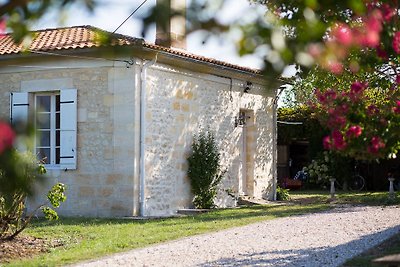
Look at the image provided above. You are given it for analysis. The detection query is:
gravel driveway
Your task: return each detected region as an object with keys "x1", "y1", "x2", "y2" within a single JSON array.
[{"x1": 72, "y1": 205, "x2": 400, "y2": 267}]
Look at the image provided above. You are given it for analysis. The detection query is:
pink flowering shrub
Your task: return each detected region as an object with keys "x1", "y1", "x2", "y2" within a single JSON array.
[
  {"x1": 0, "y1": 18, "x2": 6, "y2": 37},
  {"x1": 0, "y1": 121, "x2": 15, "y2": 155},
  {"x1": 320, "y1": 1, "x2": 398, "y2": 69},
  {"x1": 311, "y1": 78, "x2": 400, "y2": 159},
  {"x1": 346, "y1": 126, "x2": 363, "y2": 139},
  {"x1": 303, "y1": 1, "x2": 400, "y2": 160},
  {"x1": 393, "y1": 32, "x2": 400, "y2": 54},
  {"x1": 0, "y1": 120, "x2": 66, "y2": 240}
]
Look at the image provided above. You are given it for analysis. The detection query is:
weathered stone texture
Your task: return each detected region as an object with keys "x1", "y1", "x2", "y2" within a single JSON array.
[
  {"x1": 0, "y1": 58, "x2": 274, "y2": 218},
  {"x1": 0, "y1": 64, "x2": 136, "y2": 217},
  {"x1": 144, "y1": 66, "x2": 274, "y2": 216}
]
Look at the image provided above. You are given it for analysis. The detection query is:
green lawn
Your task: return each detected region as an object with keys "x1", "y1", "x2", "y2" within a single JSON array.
[
  {"x1": 290, "y1": 190, "x2": 400, "y2": 205},
  {"x1": 6, "y1": 203, "x2": 329, "y2": 266},
  {"x1": 4, "y1": 190, "x2": 399, "y2": 267},
  {"x1": 342, "y1": 233, "x2": 400, "y2": 267}
]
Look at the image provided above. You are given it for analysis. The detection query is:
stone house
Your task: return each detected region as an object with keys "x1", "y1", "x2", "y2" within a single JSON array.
[{"x1": 0, "y1": 24, "x2": 279, "y2": 217}]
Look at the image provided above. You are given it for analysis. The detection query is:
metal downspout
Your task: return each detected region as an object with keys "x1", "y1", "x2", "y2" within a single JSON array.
[
  {"x1": 139, "y1": 55, "x2": 158, "y2": 217},
  {"x1": 272, "y1": 86, "x2": 285, "y2": 201}
]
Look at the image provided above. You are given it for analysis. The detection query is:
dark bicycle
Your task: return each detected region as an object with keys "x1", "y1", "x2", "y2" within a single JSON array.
[
  {"x1": 331, "y1": 162, "x2": 365, "y2": 191},
  {"x1": 346, "y1": 162, "x2": 365, "y2": 191},
  {"x1": 388, "y1": 166, "x2": 400, "y2": 191}
]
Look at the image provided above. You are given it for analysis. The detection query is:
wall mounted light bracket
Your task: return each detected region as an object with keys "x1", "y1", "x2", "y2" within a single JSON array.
[{"x1": 243, "y1": 81, "x2": 252, "y2": 93}]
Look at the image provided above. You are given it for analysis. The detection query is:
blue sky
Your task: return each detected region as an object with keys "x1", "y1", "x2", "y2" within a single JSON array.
[{"x1": 31, "y1": 0, "x2": 266, "y2": 69}]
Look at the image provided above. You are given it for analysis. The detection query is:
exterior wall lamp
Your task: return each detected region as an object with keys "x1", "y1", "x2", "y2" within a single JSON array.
[
  {"x1": 235, "y1": 111, "x2": 251, "y2": 127},
  {"x1": 244, "y1": 81, "x2": 252, "y2": 93}
]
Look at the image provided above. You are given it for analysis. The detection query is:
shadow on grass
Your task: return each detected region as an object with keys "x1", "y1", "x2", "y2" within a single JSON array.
[
  {"x1": 28, "y1": 204, "x2": 329, "y2": 229},
  {"x1": 28, "y1": 191, "x2": 399, "y2": 229}
]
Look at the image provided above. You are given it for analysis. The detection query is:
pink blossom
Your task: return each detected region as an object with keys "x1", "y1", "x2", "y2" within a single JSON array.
[
  {"x1": 362, "y1": 31, "x2": 380, "y2": 48},
  {"x1": 393, "y1": 31, "x2": 400, "y2": 54},
  {"x1": 366, "y1": 1, "x2": 377, "y2": 12},
  {"x1": 346, "y1": 125, "x2": 362, "y2": 138},
  {"x1": 351, "y1": 81, "x2": 367, "y2": 94},
  {"x1": 347, "y1": 92, "x2": 360, "y2": 102},
  {"x1": 332, "y1": 130, "x2": 346, "y2": 150},
  {"x1": 368, "y1": 136, "x2": 385, "y2": 154},
  {"x1": 316, "y1": 89, "x2": 339, "y2": 105},
  {"x1": 394, "y1": 100, "x2": 400, "y2": 114},
  {"x1": 0, "y1": 121, "x2": 15, "y2": 154},
  {"x1": 365, "y1": 11, "x2": 382, "y2": 33},
  {"x1": 323, "y1": 136, "x2": 332, "y2": 150},
  {"x1": 396, "y1": 75, "x2": 400, "y2": 85},
  {"x1": 332, "y1": 23, "x2": 353, "y2": 45},
  {"x1": 324, "y1": 89, "x2": 337, "y2": 101},
  {"x1": 381, "y1": 4, "x2": 396, "y2": 22},
  {"x1": 339, "y1": 104, "x2": 349, "y2": 114},
  {"x1": 376, "y1": 46, "x2": 388, "y2": 60},
  {"x1": 315, "y1": 89, "x2": 326, "y2": 104},
  {"x1": 333, "y1": 116, "x2": 346, "y2": 128},
  {"x1": 0, "y1": 17, "x2": 6, "y2": 37},
  {"x1": 327, "y1": 113, "x2": 346, "y2": 129},
  {"x1": 357, "y1": 11, "x2": 382, "y2": 48},
  {"x1": 308, "y1": 43, "x2": 323, "y2": 58},
  {"x1": 327, "y1": 61, "x2": 343, "y2": 74}
]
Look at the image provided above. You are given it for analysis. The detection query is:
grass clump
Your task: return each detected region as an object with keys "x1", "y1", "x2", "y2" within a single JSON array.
[{"x1": 276, "y1": 186, "x2": 290, "y2": 201}]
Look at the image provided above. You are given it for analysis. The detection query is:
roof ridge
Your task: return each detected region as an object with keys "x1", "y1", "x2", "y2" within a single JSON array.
[
  {"x1": 0, "y1": 25, "x2": 261, "y2": 75},
  {"x1": 14, "y1": 25, "x2": 94, "y2": 34}
]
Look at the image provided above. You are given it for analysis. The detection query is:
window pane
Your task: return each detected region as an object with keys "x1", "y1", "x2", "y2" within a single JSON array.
[
  {"x1": 56, "y1": 130, "x2": 60, "y2": 146},
  {"x1": 56, "y1": 148, "x2": 60, "y2": 164},
  {"x1": 37, "y1": 96, "x2": 51, "y2": 112},
  {"x1": 37, "y1": 131, "x2": 50, "y2": 147},
  {"x1": 37, "y1": 113, "x2": 51, "y2": 129},
  {"x1": 56, "y1": 95, "x2": 60, "y2": 112},
  {"x1": 37, "y1": 148, "x2": 50, "y2": 164},
  {"x1": 56, "y1": 112, "x2": 60, "y2": 129}
]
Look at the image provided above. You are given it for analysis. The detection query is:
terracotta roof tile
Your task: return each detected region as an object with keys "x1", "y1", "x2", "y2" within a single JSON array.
[{"x1": 0, "y1": 25, "x2": 261, "y2": 74}]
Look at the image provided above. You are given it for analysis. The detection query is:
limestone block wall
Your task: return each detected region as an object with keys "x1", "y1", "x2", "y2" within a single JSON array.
[
  {"x1": 0, "y1": 59, "x2": 137, "y2": 217},
  {"x1": 143, "y1": 64, "x2": 275, "y2": 216}
]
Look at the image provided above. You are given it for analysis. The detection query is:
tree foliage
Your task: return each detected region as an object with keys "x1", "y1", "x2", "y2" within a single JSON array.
[
  {"x1": 0, "y1": 0, "x2": 95, "y2": 42},
  {"x1": 187, "y1": 131, "x2": 224, "y2": 209},
  {"x1": 0, "y1": 121, "x2": 66, "y2": 240},
  {"x1": 253, "y1": 1, "x2": 400, "y2": 160}
]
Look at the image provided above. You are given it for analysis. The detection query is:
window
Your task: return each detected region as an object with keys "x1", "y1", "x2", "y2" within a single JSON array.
[
  {"x1": 10, "y1": 89, "x2": 77, "y2": 170},
  {"x1": 35, "y1": 94, "x2": 61, "y2": 165}
]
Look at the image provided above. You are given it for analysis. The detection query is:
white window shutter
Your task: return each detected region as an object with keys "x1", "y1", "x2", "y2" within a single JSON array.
[
  {"x1": 10, "y1": 92, "x2": 29, "y2": 125},
  {"x1": 60, "y1": 89, "x2": 77, "y2": 170}
]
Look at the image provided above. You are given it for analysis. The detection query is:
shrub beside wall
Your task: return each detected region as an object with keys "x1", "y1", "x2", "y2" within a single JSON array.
[{"x1": 187, "y1": 131, "x2": 224, "y2": 209}]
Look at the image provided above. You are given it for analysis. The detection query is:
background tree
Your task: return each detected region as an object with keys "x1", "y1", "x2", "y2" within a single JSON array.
[
  {"x1": 237, "y1": 0, "x2": 400, "y2": 160},
  {"x1": 179, "y1": 1, "x2": 399, "y2": 161},
  {"x1": 0, "y1": 0, "x2": 95, "y2": 42}
]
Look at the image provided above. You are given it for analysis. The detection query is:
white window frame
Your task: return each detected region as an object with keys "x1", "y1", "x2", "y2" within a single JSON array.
[
  {"x1": 34, "y1": 92, "x2": 60, "y2": 167},
  {"x1": 10, "y1": 89, "x2": 77, "y2": 170}
]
